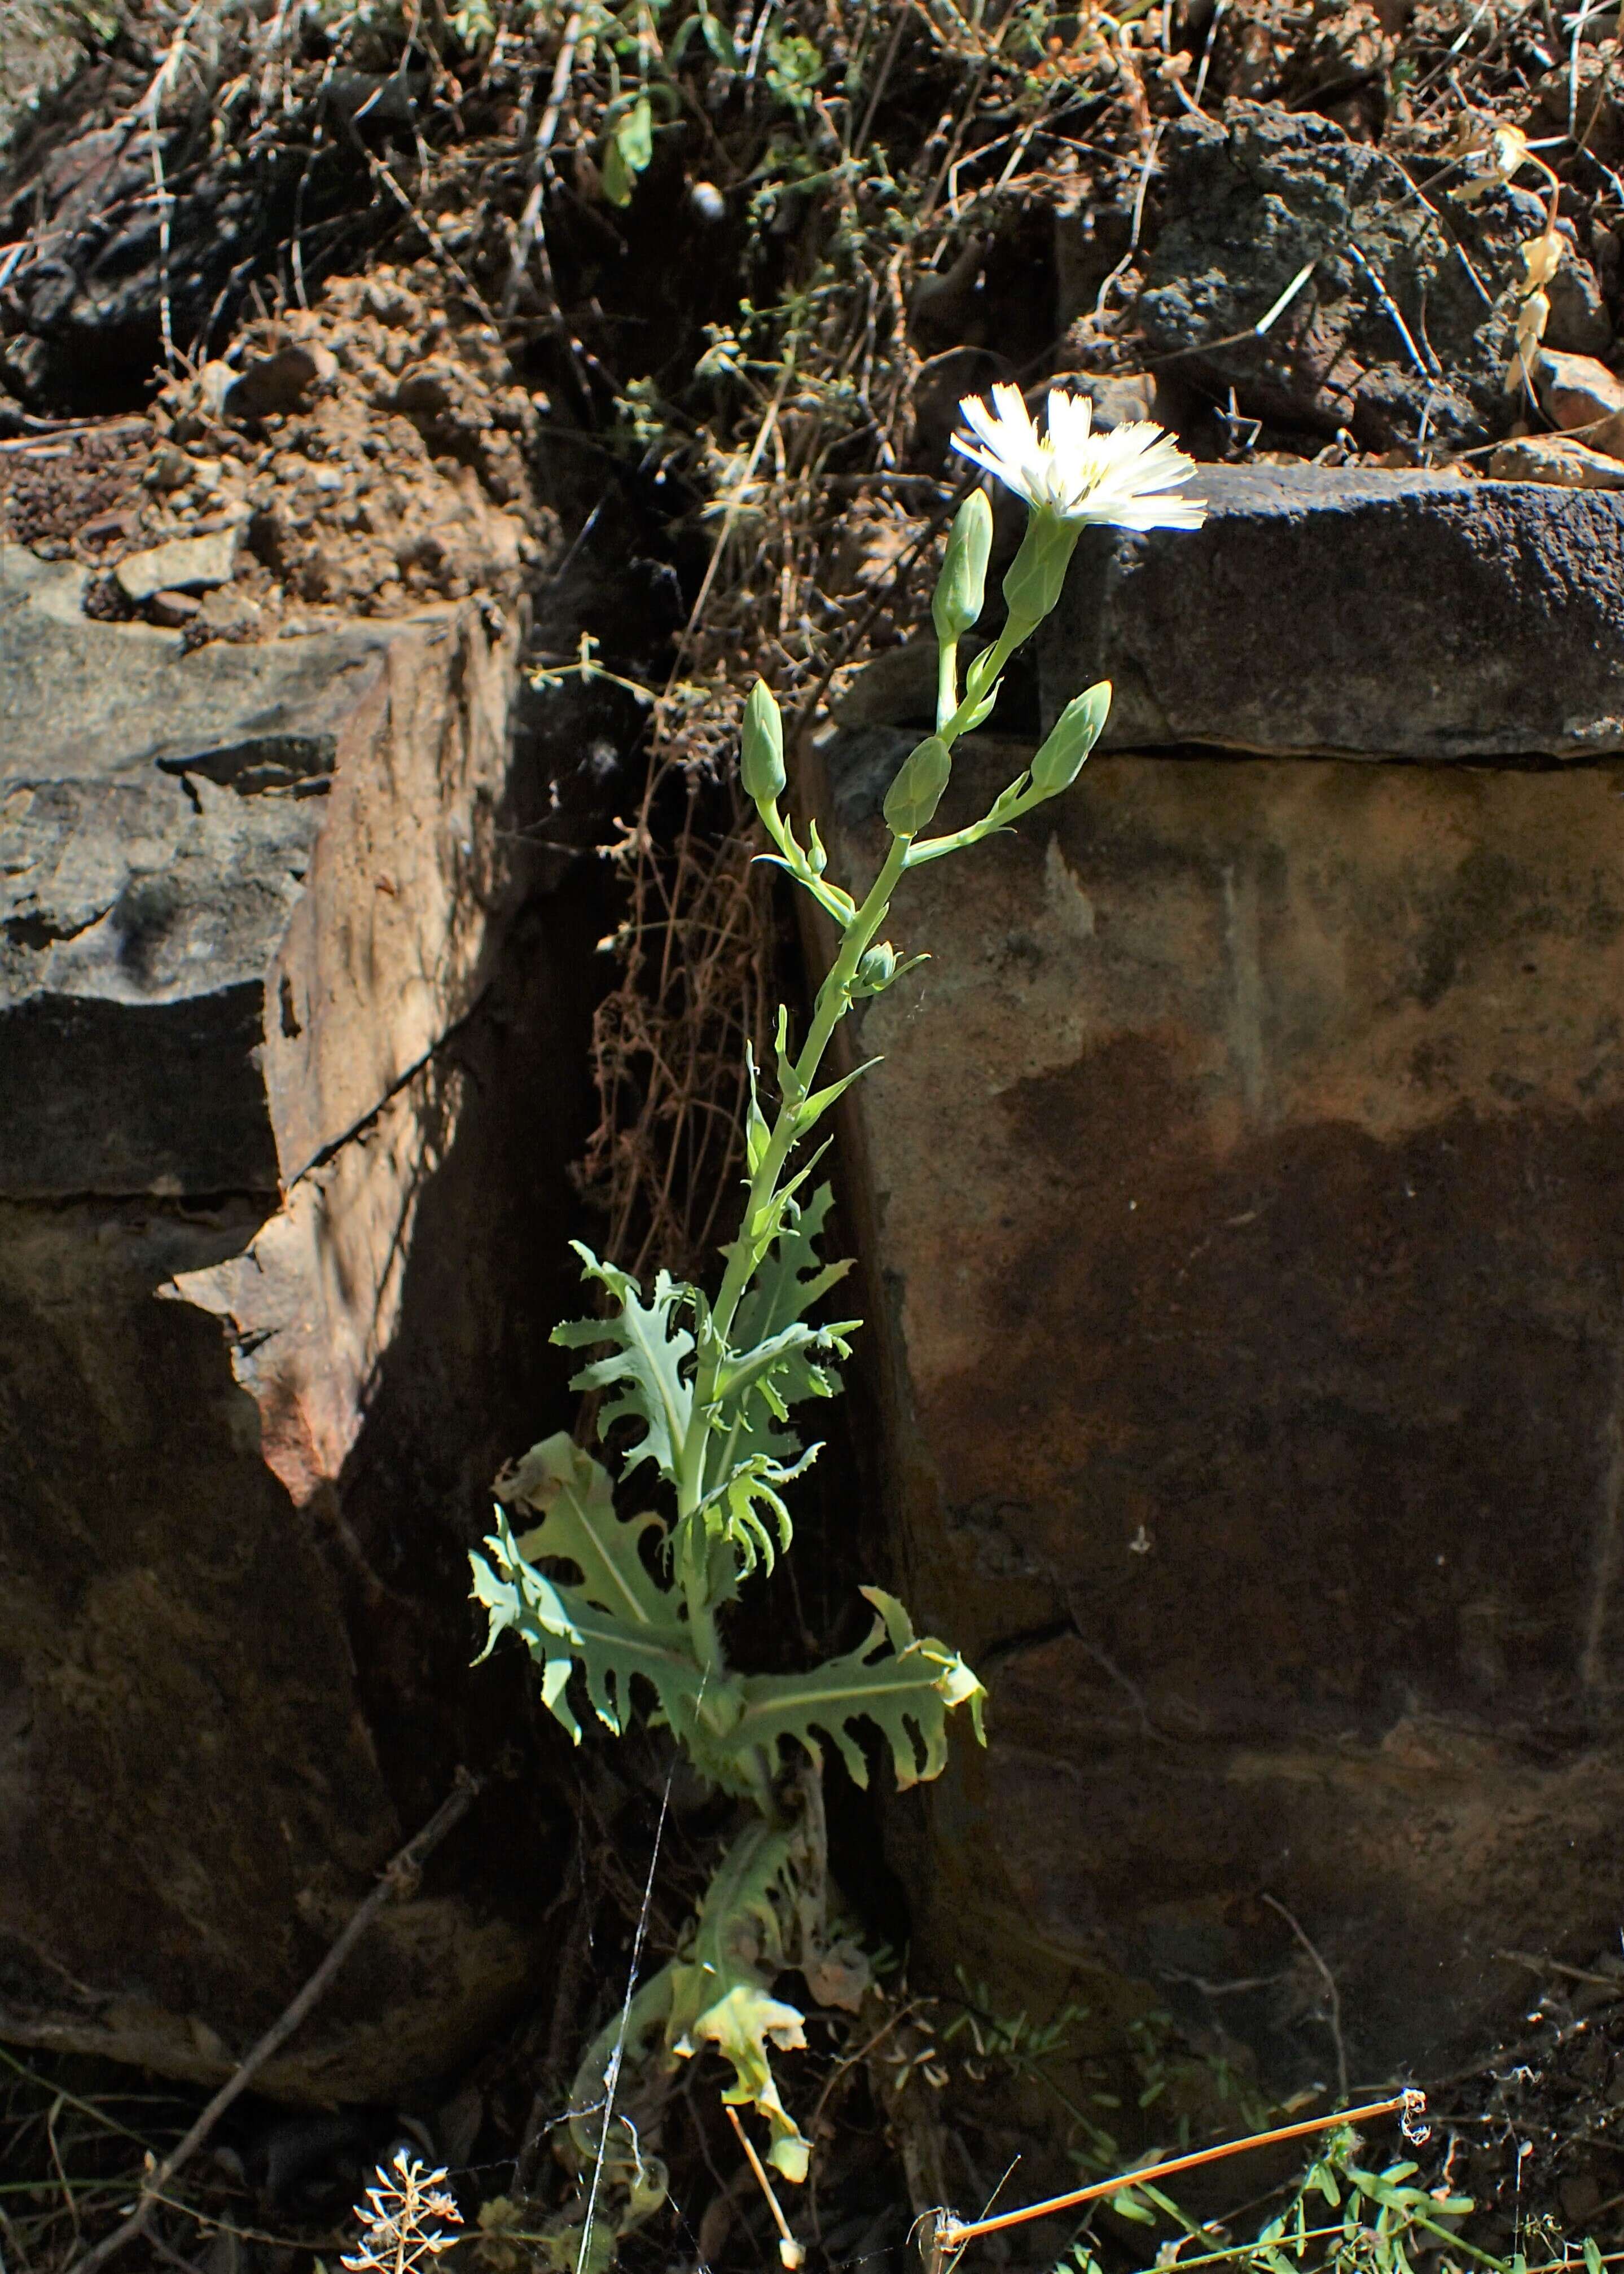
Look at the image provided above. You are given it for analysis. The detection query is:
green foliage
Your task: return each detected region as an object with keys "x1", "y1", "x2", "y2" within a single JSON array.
[
  {"x1": 472, "y1": 1435, "x2": 699, "y2": 1748},
  {"x1": 666, "y1": 1820, "x2": 818, "y2": 2180},
  {"x1": 469, "y1": 1425, "x2": 984, "y2": 1799},
  {"x1": 764, "y1": 30, "x2": 823, "y2": 111},
  {"x1": 546, "y1": 1812, "x2": 868, "y2": 2197},
  {"x1": 719, "y1": 1587, "x2": 985, "y2": 1792}
]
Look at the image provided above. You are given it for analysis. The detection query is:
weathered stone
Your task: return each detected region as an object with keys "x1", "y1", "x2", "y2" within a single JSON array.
[
  {"x1": 815, "y1": 725, "x2": 1624, "y2": 2085},
  {"x1": 828, "y1": 639, "x2": 940, "y2": 732},
  {"x1": 115, "y1": 524, "x2": 244, "y2": 602},
  {"x1": 1135, "y1": 105, "x2": 1609, "y2": 449},
  {"x1": 194, "y1": 584, "x2": 264, "y2": 642},
  {"x1": 1039, "y1": 464, "x2": 1624, "y2": 760},
  {"x1": 1534, "y1": 48, "x2": 1624, "y2": 169},
  {"x1": 1488, "y1": 433, "x2": 1624, "y2": 488},
  {"x1": 0, "y1": 52, "x2": 314, "y2": 403},
  {"x1": 0, "y1": 544, "x2": 599, "y2": 2097},
  {"x1": 1, "y1": 331, "x2": 50, "y2": 405},
  {"x1": 3, "y1": 554, "x2": 341, "y2": 1197},
  {"x1": 1534, "y1": 345, "x2": 1624, "y2": 441},
  {"x1": 148, "y1": 588, "x2": 201, "y2": 626},
  {"x1": 1067, "y1": 371, "x2": 1161, "y2": 429},
  {"x1": 0, "y1": 1195, "x2": 538, "y2": 2099},
  {"x1": 1542, "y1": 235, "x2": 1616, "y2": 361}
]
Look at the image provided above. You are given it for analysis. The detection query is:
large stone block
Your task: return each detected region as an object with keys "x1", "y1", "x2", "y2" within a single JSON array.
[
  {"x1": 818, "y1": 723, "x2": 1624, "y2": 2083},
  {"x1": 829, "y1": 471, "x2": 1624, "y2": 765},
  {"x1": 1042, "y1": 466, "x2": 1624, "y2": 761},
  {"x1": 0, "y1": 547, "x2": 596, "y2": 2096}
]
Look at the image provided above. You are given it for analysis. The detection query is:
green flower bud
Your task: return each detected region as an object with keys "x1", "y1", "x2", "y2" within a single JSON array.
[
  {"x1": 853, "y1": 941, "x2": 898, "y2": 996},
  {"x1": 883, "y1": 735, "x2": 952, "y2": 837},
  {"x1": 1030, "y1": 680, "x2": 1112, "y2": 796},
  {"x1": 1001, "y1": 507, "x2": 1082, "y2": 633},
  {"x1": 741, "y1": 679, "x2": 786, "y2": 805},
  {"x1": 932, "y1": 490, "x2": 993, "y2": 644}
]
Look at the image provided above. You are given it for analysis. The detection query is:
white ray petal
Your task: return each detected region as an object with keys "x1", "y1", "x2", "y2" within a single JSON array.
[
  {"x1": 957, "y1": 392, "x2": 1013, "y2": 455},
  {"x1": 950, "y1": 433, "x2": 1026, "y2": 494},
  {"x1": 950, "y1": 385, "x2": 1206, "y2": 535},
  {"x1": 987, "y1": 381, "x2": 1034, "y2": 439},
  {"x1": 1105, "y1": 495, "x2": 1209, "y2": 532},
  {"x1": 1043, "y1": 388, "x2": 1094, "y2": 453}
]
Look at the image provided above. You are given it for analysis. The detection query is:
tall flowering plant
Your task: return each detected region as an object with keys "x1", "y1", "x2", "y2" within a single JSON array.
[{"x1": 471, "y1": 388, "x2": 1204, "y2": 2266}]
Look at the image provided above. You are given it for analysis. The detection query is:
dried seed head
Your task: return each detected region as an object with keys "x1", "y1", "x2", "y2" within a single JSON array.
[{"x1": 342, "y1": 2152, "x2": 462, "y2": 2274}]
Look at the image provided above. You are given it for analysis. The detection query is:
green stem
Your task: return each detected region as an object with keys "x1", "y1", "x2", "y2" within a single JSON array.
[
  {"x1": 674, "y1": 605, "x2": 1042, "y2": 1678},
  {"x1": 937, "y1": 636, "x2": 958, "y2": 732},
  {"x1": 941, "y1": 614, "x2": 1031, "y2": 741},
  {"x1": 724, "y1": 829, "x2": 908, "y2": 1335},
  {"x1": 679, "y1": 1534, "x2": 724, "y2": 1675},
  {"x1": 678, "y1": 834, "x2": 910, "y2": 1538}
]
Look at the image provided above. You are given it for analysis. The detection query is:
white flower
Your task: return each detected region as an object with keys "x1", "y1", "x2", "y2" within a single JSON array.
[{"x1": 952, "y1": 383, "x2": 1206, "y2": 533}]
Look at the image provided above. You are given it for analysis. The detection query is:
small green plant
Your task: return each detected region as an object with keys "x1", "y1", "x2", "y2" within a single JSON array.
[{"x1": 471, "y1": 384, "x2": 1205, "y2": 2264}]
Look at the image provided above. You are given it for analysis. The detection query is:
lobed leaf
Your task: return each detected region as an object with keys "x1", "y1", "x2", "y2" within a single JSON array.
[
  {"x1": 705, "y1": 1587, "x2": 986, "y2": 1792},
  {"x1": 495, "y1": 1433, "x2": 670, "y2": 1630},
  {"x1": 553, "y1": 1244, "x2": 696, "y2": 1485},
  {"x1": 470, "y1": 1499, "x2": 723, "y2": 1749},
  {"x1": 714, "y1": 1185, "x2": 854, "y2": 1469}
]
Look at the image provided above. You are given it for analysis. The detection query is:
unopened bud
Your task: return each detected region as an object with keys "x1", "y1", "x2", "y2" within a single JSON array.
[
  {"x1": 741, "y1": 679, "x2": 786, "y2": 805},
  {"x1": 883, "y1": 735, "x2": 951, "y2": 837},
  {"x1": 1002, "y1": 507, "x2": 1083, "y2": 633},
  {"x1": 1031, "y1": 681, "x2": 1112, "y2": 796},
  {"x1": 854, "y1": 941, "x2": 898, "y2": 996},
  {"x1": 932, "y1": 490, "x2": 993, "y2": 644}
]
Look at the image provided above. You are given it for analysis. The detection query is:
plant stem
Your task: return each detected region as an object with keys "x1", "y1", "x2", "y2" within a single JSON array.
[
  {"x1": 676, "y1": 832, "x2": 910, "y2": 1559},
  {"x1": 720, "y1": 831, "x2": 908, "y2": 1336},
  {"x1": 671, "y1": 604, "x2": 1039, "y2": 1675},
  {"x1": 941, "y1": 615, "x2": 1028, "y2": 740}
]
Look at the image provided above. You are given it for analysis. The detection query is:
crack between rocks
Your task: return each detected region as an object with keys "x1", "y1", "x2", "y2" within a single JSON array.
[
  {"x1": 2, "y1": 903, "x2": 116, "y2": 950},
  {"x1": 977, "y1": 1618, "x2": 1074, "y2": 1669},
  {"x1": 978, "y1": 1604, "x2": 1185, "y2": 1746}
]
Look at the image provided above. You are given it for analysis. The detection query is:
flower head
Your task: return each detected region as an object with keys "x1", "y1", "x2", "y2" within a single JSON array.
[{"x1": 952, "y1": 384, "x2": 1206, "y2": 533}]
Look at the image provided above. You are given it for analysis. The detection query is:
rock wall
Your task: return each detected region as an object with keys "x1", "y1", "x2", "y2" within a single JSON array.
[
  {"x1": 0, "y1": 547, "x2": 600, "y2": 2099},
  {"x1": 815, "y1": 470, "x2": 1624, "y2": 2088}
]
